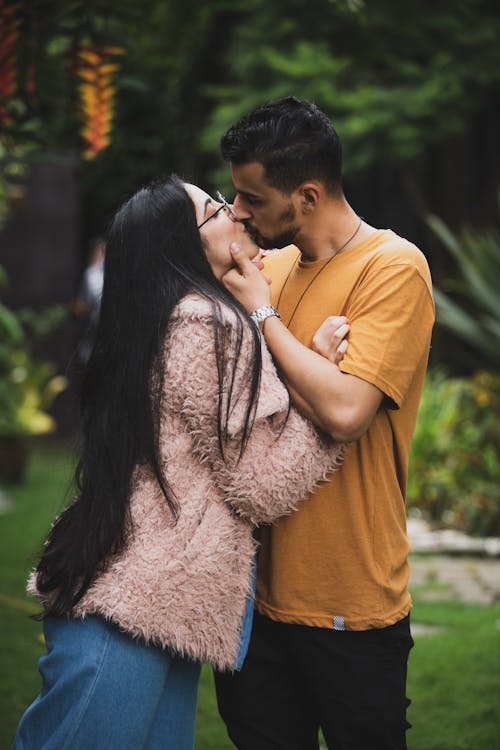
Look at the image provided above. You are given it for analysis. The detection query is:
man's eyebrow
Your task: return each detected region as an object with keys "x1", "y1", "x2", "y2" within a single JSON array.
[{"x1": 237, "y1": 189, "x2": 260, "y2": 199}]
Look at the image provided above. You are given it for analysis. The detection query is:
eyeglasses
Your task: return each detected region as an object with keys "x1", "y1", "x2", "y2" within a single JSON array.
[{"x1": 197, "y1": 190, "x2": 237, "y2": 229}]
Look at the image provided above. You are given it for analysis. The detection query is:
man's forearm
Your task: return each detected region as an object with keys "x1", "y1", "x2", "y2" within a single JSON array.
[
  {"x1": 286, "y1": 383, "x2": 322, "y2": 428},
  {"x1": 262, "y1": 316, "x2": 364, "y2": 441},
  {"x1": 221, "y1": 244, "x2": 382, "y2": 440}
]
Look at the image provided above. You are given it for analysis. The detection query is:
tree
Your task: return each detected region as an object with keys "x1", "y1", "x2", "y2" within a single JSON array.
[
  {"x1": 200, "y1": 0, "x2": 500, "y2": 223},
  {"x1": 202, "y1": 0, "x2": 500, "y2": 168}
]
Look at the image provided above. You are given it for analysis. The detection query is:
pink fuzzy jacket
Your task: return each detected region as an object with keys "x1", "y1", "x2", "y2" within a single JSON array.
[{"x1": 29, "y1": 294, "x2": 347, "y2": 670}]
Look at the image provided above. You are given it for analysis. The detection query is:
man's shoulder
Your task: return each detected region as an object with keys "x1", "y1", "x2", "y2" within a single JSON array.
[
  {"x1": 363, "y1": 230, "x2": 432, "y2": 288},
  {"x1": 366, "y1": 229, "x2": 425, "y2": 262},
  {"x1": 263, "y1": 233, "x2": 429, "y2": 272}
]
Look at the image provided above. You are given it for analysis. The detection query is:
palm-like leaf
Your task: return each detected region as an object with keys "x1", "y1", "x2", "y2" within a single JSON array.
[{"x1": 428, "y1": 216, "x2": 500, "y2": 370}]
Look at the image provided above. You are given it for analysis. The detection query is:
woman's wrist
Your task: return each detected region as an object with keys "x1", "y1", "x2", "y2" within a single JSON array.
[{"x1": 249, "y1": 305, "x2": 281, "y2": 328}]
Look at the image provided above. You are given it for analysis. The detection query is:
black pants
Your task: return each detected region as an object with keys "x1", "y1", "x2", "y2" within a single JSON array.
[{"x1": 215, "y1": 612, "x2": 414, "y2": 750}]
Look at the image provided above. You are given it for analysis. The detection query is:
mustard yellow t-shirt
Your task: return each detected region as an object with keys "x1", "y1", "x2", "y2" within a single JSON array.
[{"x1": 257, "y1": 230, "x2": 435, "y2": 631}]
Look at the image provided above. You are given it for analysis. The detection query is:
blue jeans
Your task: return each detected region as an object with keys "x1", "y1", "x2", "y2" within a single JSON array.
[{"x1": 14, "y1": 616, "x2": 201, "y2": 750}]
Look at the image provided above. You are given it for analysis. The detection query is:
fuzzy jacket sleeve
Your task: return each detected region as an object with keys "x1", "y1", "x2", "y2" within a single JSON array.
[{"x1": 166, "y1": 299, "x2": 348, "y2": 525}]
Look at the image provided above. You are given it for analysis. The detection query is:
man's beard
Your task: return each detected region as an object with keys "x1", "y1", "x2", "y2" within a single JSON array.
[{"x1": 244, "y1": 202, "x2": 299, "y2": 250}]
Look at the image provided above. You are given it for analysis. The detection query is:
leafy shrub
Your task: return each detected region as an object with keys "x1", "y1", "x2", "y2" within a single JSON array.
[
  {"x1": 408, "y1": 369, "x2": 500, "y2": 537},
  {"x1": 0, "y1": 267, "x2": 67, "y2": 438},
  {"x1": 429, "y1": 216, "x2": 500, "y2": 372}
]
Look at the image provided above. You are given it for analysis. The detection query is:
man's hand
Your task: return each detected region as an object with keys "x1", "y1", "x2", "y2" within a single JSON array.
[
  {"x1": 251, "y1": 249, "x2": 268, "y2": 270},
  {"x1": 312, "y1": 316, "x2": 350, "y2": 366},
  {"x1": 222, "y1": 243, "x2": 272, "y2": 313},
  {"x1": 224, "y1": 248, "x2": 381, "y2": 440}
]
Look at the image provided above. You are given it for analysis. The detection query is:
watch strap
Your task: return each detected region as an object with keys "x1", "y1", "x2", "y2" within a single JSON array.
[{"x1": 249, "y1": 305, "x2": 282, "y2": 327}]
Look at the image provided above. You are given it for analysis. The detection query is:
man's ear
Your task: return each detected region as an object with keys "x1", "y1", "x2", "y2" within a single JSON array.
[{"x1": 299, "y1": 183, "x2": 321, "y2": 214}]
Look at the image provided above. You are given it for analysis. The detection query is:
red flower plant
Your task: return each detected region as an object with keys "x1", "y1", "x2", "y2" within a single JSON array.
[{"x1": 77, "y1": 45, "x2": 124, "y2": 159}]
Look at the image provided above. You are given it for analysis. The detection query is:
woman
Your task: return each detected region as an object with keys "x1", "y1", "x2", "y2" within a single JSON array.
[{"x1": 14, "y1": 176, "x2": 347, "y2": 750}]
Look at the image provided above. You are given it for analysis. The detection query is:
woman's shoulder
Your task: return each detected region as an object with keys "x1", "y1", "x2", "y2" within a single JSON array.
[
  {"x1": 171, "y1": 292, "x2": 244, "y2": 329},
  {"x1": 171, "y1": 292, "x2": 212, "y2": 321}
]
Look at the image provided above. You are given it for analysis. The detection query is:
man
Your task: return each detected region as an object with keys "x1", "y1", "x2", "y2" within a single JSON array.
[{"x1": 215, "y1": 97, "x2": 435, "y2": 750}]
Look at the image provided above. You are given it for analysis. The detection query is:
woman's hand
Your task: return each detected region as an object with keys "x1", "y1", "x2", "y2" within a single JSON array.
[
  {"x1": 312, "y1": 316, "x2": 350, "y2": 366},
  {"x1": 222, "y1": 243, "x2": 272, "y2": 313}
]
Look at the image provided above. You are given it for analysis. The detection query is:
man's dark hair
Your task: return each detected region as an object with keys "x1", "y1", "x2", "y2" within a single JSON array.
[{"x1": 221, "y1": 97, "x2": 343, "y2": 197}]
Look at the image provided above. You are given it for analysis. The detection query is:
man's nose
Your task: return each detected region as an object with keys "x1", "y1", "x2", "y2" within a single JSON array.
[{"x1": 232, "y1": 194, "x2": 251, "y2": 220}]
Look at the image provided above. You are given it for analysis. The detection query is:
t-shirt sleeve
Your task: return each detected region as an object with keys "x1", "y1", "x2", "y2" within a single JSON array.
[{"x1": 339, "y1": 261, "x2": 435, "y2": 408}]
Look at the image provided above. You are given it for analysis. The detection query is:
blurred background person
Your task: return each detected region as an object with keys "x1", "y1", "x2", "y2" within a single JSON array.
[{"x1": 70, "y1": 237, "x2": 106, "y2": 366}]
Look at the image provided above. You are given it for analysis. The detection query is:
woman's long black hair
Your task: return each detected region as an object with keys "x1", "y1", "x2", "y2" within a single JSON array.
[{"x1": 35, "y1": 176, "x2": 262, "y2": 617}]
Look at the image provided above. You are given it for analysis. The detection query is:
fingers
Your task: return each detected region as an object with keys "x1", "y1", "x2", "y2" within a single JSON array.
[
  {"x1": 251, "y1": 252, "x2": 271, "y2": 283},
  {"x1": 230, "y1": 242, "x2": 254, "y2": 275},
  {"x1": 333, "y1": 338, "x2": 348, "y2": 365},
  {"x1": 325, "y1": 315, "x2": 348, "y2": 331},
  {"x1": 222, "y1": 244, "x2": 272, "y2": 312},
  {"x1": 333, "y1": 323, "x2": 349, "y2": 346},
  {"x1": 311, "y1": 315, "x2": 350, "y2": 363}
]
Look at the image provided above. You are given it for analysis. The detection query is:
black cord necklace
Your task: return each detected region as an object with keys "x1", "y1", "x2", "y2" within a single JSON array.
[{"x1": 276, "y1": 217, "x2": 363, "y2": 329}]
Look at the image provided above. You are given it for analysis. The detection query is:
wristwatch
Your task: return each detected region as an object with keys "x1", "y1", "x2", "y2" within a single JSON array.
[{"x1": 249, "y1": 305, "x2": 282, "y2": 327}]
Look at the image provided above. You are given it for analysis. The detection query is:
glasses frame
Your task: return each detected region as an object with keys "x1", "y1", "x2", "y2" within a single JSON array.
[{"x1": 197, "y1": 190, "x2": 237, "y2": 229}]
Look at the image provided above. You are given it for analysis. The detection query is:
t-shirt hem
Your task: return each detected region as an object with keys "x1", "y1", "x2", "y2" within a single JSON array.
[{"x1": 255, "y1": 597, "x2": 413, "y2": 631}]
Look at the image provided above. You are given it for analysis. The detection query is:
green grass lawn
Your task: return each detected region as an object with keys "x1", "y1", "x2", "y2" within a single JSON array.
[{"x1": 1, "y1": 440, "x2": 499, "y2": 749}]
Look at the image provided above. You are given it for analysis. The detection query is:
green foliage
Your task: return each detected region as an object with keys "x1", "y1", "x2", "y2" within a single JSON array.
[
  {"x1": 3, "y1": 0, "x2": 500, "y2": 236},
  {"x1": 0, "y1": 142, "x2": 32, "y2": 232},
  {"x1": 408, "y1": 370, "x2": 500, "y2": 537},
  {"x1": 408, "y1": 590, "x2": 500, "y2": 750},
  {"x1": 201, "y1": 0, "x2": 500, "y2": 179},
  {"x1": 429, "y1": 216, "x2": 500, "y2": 372},
  {"x1": 0, "y1": 441, "x2": 73, "y2": 745},
  {"x1": 0, "y1": 271, "x2": 68, "y2": 437},
  {"x1": 6, "y1": 2, "x2": 500, "y2": 200}
]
